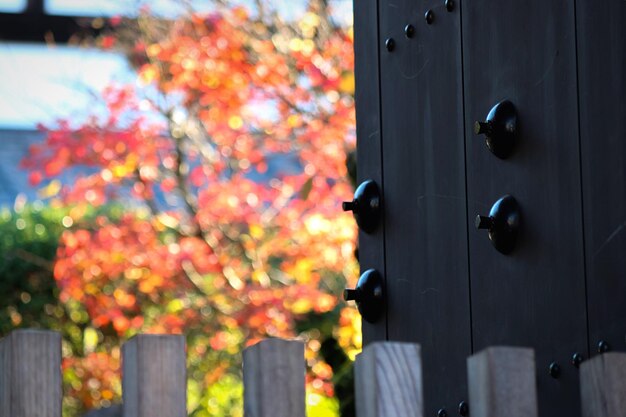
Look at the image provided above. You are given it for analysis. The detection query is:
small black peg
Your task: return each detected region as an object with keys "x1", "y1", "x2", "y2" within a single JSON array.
[
  {"x1": 571, "y1": 353, "x2": 584, "y2": 368},
  {"x1": 475, "y1": 215, "x2": 493, "y2": 230},
  {"x1": 474, "y1": 121, "x2": 493, "y2": 136},
  {"x1": 343, "y1": 288, "x2": 358, "y2": 302},
  {"x1": 342, "y1": 200, "x2": 356, "y2": 211},
  {"x1": 598, "y1": 340, "x2": 610, "y2": 353},
  {"x1": 458, "y1": 401, "x2": 469, "y2": 416},
  {"x1": 549, "y1": 362, "x2": 561, "y2": 379}
]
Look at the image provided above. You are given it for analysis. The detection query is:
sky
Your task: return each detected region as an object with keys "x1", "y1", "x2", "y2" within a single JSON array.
[{"x1": 0, "y1": 0, "x2": 352, "y2": 129}]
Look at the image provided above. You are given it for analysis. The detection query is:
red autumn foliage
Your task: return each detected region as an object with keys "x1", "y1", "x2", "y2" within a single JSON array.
[{"x1": 22, "y1": 2, "x2": 360, "y2": 414}]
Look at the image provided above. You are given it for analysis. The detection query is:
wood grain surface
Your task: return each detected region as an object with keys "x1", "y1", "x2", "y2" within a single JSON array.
[
  {"x1": 467, "y1": 346, "x2": 538, "y2": 417},
  {"x1": 242, "y1": 338, "x2": 305, "y2": 417},
  {"x1": 355, "y1": 342, "x2": 423, "y2": 417},
  {"x1": 122, "y1": 335, "x2": 186, "y2": 417},
  {"x1": 580, "y1": 353, "x2": 626, "y2": 417},
  {"x1": 0, "y1": 329, "x2": 62, "y2": 417}
]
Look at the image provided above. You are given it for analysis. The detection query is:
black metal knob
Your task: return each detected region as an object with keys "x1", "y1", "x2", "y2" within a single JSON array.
[
  {"x1": 474, "y1": 100, "x2": 518, "y2": 159},
  {"x1": 344, "y1": 269, "x2": 384, "y2": 323},
  {"x1": 342, "y1": 180, "x2": 381, "y2": 234},
  {"x1": 475, "y1": 195, "x2": 521, "y2": 254}
]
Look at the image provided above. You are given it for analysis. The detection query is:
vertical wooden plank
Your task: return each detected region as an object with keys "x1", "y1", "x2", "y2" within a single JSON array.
[
  {"x1": 243, "y1": 339, "x2": 305, "y2": 417},
  {"x1": 462, "y1": 0, "x2": 587, "y2": 415},
  {"x1": 353, "y1": 0, "x2": 387, "y2": 342},
  {"x1": 576, "y1": 0, "x2": 626, "y2": 356},
  {"x1": 377, "y1": 0, "x2": 471, "y2": 413},
  {"x1": 354, "y1": 342, "x2": 423, "y2": 417},
  {"x1": 467, "y1": 347, "x2": 538, "y2": 417},
  {"x1": 580, "y1": 353, "x2": 626, "y2": 417},
  {"x1": 122, "y1": 335, "x2": 186, "y2": 417},
  {"x1": 0, "y1": 329, "x2": 62, "y2": 417}
]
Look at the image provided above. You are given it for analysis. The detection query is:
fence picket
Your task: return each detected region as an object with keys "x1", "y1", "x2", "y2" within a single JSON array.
[
  {"x1": 467, "y1": 347, "x2": 538, "y2": 417},
  {"x1": 122, "y1": 334, "x2": 186, "y2": 417},
  {"x1": 354, "y1": 342, "x2": 423, "y2": 417},
  {"x1": 580, "y1": 352, "x2": 626, "y2": 417},
  {"x1": 0, "y1": 329, "x2": 62, "y2": 417},
  {"x1": 243, "y1": 338, "x2": 305, "y2": 417}
]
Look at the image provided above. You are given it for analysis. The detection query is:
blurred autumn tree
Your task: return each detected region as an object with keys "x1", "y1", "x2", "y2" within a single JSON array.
[{"x1": 19, "y1": 1, "x2": 359, "y2": 416}]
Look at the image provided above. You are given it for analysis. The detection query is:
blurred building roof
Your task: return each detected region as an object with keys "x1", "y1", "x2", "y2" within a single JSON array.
[{"x1": 0, "y1": 129, "x2": 43, "y2": 207}]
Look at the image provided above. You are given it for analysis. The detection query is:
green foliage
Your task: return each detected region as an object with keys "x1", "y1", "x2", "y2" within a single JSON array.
[{"x1": 0, "y1": 202, "x2": 66, "y2": 335}]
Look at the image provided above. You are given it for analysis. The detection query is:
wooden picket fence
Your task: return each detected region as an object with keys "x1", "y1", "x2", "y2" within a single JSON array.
[{"x1": 0, "y1": 329, "x2": 624, "y2": 417}]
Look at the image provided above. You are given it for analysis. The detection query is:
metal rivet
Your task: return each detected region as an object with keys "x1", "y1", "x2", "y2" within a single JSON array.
[
  {"x1": 571, "y1": 352, "x2": 584, "y2": 368},
  {"x1": 445, "y1": 0, "x2": 454, "y2": 12},
  {"x1": 549, "y1": 362, "x2": 561, "y2": 379},
  {"x1": 385, "y1": 38, "x2": 395, "y2": 52},
  {"x1": 598, "y1": 340, "x2": 610, "y2": 353},
  {"x1": 458, "y1": 401, "x2": 469, "y2": 416},
  {"x1": 425, "y1": 9, "x2": 434, "y2": 24},
  {"x1": 437, "y1": 409, "x2": 448, "y2": 417},
  {"x1": 404, "y1": 24, "x2": 415, "y2": 38}
]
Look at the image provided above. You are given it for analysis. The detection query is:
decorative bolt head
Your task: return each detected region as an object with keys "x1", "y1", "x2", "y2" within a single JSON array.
[
  {"x1": 571, "y1": 353, "x2": 584, "y2": 368},
  {"x1": 437, "y1": 409, "x2": 448, "y2": 417},
  {"x1": 549, "y1": 362, "x2": 561, "y2": 379},
  {"x1": 404, "y1": 24, "x2": 415, "y2": 38},
  {"x1": 598, "y1": 340, "x2": 610, "y2": 353},
  {"x1": 445, "y1": 0, "x2": 454, "y2": 12},
  {"x1": 385, "y1": 38, "x2": 395, "y2": 52},
  {"x1": 458, "y1": 401, "x2": 469, "y2": 416},
  {"x1": 425, "y1": 10, "x2": 434, "y2": 24}
]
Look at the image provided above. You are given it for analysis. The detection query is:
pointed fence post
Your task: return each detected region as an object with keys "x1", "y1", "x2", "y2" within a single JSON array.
[
  {"x1": 122, "y1": 334, "x2": 186, "y2": 417},
  {"x1": 354, "y1": 342, "x2": 424, "y2": 417},
  {"x1": 0, "y1": 329, "x2": 62, "y2": 417},
  {"x1": 467, "y1": 347, "x2": 538, "y2": 417},
  {"x1": 580, "y1": 352, "x2": 626, "y2": 417},
  {"x1": 243, "y1": 339, "x2": 305, "y2": 417}
]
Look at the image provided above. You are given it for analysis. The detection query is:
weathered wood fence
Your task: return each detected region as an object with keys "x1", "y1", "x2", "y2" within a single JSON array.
[{"x1": 1, "y1": 329, "x2": 625, "y2": 417}]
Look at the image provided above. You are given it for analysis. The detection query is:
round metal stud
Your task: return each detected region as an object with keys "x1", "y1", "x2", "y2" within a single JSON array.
[
  {"x1": 549, "y1": 362, "x2": 561, "y2": 379},
  {"x1": 445, "y1": 0, "x2": 454, "y2": 12},
  {"x1": 385, "y1": 38, "x2": 395, "y2": 52},
  {"x1": 598, "y1": 340, "x2": 610, "y2": 353},
  {"x1": 437, "y1": 409, "x2": 448, "y2": 417},
  {"x1": 404, "y1": 24, "x2": 415, "y2": 38},
  {"x1": 571, "y1": 352, "x2": 584, "y2": 368},
  {"x1": 425, "y1": 9, "x2": 434, "y2": 24},
  {"x1": 458, "y1": 401, "x2": 469, "y2": 416}
]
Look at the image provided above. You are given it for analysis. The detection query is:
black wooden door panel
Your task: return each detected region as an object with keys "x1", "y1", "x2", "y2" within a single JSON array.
[
  {"x1": 577, "y1": 0, "x2": 626, "y2": 357},
  {"x1": 378, "y1": 0, "x2": 471, "y2": 414},
  {"x1": 354, "y1": 0, "x2": 387, "y2": 343},
  {"x1": 462, "y1": 1, "x2": 587, "y2": 416}
]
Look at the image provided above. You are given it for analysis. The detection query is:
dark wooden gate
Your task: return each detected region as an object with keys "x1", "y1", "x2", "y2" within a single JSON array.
[{"x1": 351, "y1": 0, "x2": 626, "y2": 415}]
